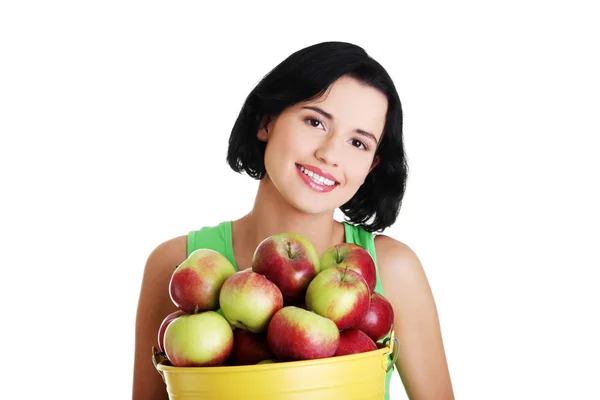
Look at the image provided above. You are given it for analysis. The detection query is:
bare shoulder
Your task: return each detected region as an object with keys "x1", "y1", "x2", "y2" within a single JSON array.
[
  {"x1": 374, "y1": 234, "x2": 425, "y2": 279},
  {"x1": 373, "y1": 234, "x2": 433, "y2": 311},
  {"x1": 137, "y1": 235, "x2": 189, "y2": 300},
  {"x1": 373, "y1": 234, "x2": 417, "y2": 260},
  {"x1": 132, "y1": 235, "x2": 188, "y2": 400},
  {"x1": 373, "y1": 233, "x2": 435, "y2": 326},
  {"x1": 146, "y1": 235, "x2": 188, "y2": 272}
]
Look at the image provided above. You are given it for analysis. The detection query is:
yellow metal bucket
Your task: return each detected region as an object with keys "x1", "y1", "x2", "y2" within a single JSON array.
[{"x1": 153, "y1": 331, "x2": 399, "y2": 400}]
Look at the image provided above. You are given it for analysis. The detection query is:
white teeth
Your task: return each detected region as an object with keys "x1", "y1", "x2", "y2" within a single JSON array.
[{"x1": 299, "y1": 166, "x2": 336, "y2": 186}]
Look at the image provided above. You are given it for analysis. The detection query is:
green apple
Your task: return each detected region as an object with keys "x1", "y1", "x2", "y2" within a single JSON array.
[
  {"x1": 305, "y1": 266, "x2": 370, "y2": 330},
  {"x1": 219, "y1": 270, "x2": 283, "y2": 333},
  {"x1": 163, "y1": 311, "x2": 233, "y2": 367}
]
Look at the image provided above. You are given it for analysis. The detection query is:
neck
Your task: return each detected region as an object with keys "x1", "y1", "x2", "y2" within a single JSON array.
[{"x1": 236, "y1": 176, "x2": 343, "y2": 256}]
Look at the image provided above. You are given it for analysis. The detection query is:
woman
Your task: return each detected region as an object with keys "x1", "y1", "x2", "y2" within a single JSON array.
[{"x1": 132, "y1": 41, "x2": 454, "y2": 400}]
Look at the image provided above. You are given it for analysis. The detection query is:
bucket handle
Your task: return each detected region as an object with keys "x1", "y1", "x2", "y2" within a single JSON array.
[
  {"x1": 152, "y1": 346, "x2": 166, "y2": 383},
  {"x1": 381, "y1": 329, "x2": 400, "y2": 373}
]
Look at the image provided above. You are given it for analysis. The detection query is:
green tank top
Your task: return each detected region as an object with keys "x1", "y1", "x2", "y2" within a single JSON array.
[{"x1": 187, "y1": 220, "x2": 395, "y2": 400}]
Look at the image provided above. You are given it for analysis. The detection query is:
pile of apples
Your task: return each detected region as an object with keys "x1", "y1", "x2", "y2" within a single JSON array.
[{"x1": 157, "y1": 232, "x2": 395, "y2": 367}]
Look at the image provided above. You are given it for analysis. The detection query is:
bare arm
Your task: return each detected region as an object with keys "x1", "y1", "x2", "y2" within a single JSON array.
[
  {"x1": 132, "y1": 235, "x2": 187, "y2": 400},
  {"x1": 375, "y1": 235, "x2": 455, "y2": 400}
]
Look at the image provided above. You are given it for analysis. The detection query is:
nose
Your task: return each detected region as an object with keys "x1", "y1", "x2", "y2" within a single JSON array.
[{"x1": 314, "y1": 135, "x2": 340, "y2": 167}]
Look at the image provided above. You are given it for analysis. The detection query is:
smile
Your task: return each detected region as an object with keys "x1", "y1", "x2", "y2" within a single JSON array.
[{"x1": 295, "y1": 164, "x2": 339, "y2": 193}]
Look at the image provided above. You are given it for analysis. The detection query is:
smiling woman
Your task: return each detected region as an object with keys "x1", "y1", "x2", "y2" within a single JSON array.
[
  {"x1": 133, "y1": 41, "x2": 455, "y2": 400},
  {"x1": 256, "y1": 76, "x2": 388, "y2": 211}
]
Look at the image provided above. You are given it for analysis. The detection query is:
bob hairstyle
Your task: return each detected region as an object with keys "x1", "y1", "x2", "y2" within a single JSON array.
[{"x1": 227, "y1": 41, "x2": 408, "y2": 233}]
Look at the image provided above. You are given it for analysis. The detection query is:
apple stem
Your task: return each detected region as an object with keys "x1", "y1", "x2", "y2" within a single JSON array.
[
  {"x1": 341, "y1": 265, "x2": 350, "y2": 282},
  {"x1": 193, "y1": 305, "x2": 200, "y2": 314},
  {"x1": 335, "y1": 246, "x2": 342, "y2": 264}
]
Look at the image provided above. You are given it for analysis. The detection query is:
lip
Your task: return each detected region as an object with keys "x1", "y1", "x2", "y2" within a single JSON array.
[
  {"x1": 296, "y1": 164, "x2": 339, "y2": 184},
  {"x1": 295, "y1": 164, "x2": 339, "y2": 193}
]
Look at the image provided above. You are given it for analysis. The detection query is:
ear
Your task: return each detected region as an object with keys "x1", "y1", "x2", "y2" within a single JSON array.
[
  {"x1": 369, "y1": 155, "x2": 380, "y2": 173},
  {"x1": 257, "y1": 115, "x2": 272, "y2": 142}
]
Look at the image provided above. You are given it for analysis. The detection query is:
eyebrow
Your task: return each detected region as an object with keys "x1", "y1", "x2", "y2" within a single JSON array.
[{"x1": 302, "y1": 106, "x2": 379, "y2": 145}]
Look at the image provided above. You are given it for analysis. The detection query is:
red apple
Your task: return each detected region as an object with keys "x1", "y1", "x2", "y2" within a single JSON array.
[
  {"x1": 319, "y1": 243, "x2": 377, "y2": 294},
  {"x1": 163, "y1": 311, "x2": 233, "y2": 367},
  {"x1": 267, "y1": 306, "x2": 339, "y2": 361},
  {"x1": 356, "y1": 292, "x2": 395, "y2": 342},
  {"x1": 229, "y1": 329, "x2": 273, "y2": 366},
  {"x1": 305, "y1": 266, "x2": 370, "y2": 330},
  {"x1": 157, "y1": 310, "x2": 185, "y2": 353},
  {"x1": 335, "y1": 329, "x2": 377, "y2": 356},
  {"x1": 251, "y1": 233, "x2": 320, "y2": 304},
  {"x1": 219, "y1": 270, "x2": 283, "y2": 333},
  {"x1": 169, "y1": 248, "x2": 236, "y2": 313}
]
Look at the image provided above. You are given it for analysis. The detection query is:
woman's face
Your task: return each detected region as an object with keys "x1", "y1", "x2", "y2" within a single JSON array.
[{"x1": 258, "y1": 76, "x2": 388, "y2": 215}]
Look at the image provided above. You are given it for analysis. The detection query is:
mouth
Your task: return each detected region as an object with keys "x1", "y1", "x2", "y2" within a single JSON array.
[{"x1": 295, "y1": 163, "x2": 340, "y2": 192}]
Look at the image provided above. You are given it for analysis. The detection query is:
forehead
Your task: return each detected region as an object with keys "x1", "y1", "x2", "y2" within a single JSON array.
[{"x1": 296, "y1": 76, "x2": 388, "y2": 138}]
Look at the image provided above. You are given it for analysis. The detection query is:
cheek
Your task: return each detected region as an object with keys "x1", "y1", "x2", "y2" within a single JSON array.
[
  {"x1": 346, "y1": 161, "x2": 372, "y2": 186},
  {"x1": 269, "y1": 129, "x2": 312, "y2": 164},
  {"x1": 264, "y1": 135, "x2": 295, "y2": 173}
]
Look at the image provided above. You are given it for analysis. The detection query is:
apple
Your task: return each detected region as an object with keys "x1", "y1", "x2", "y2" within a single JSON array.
[
  {"x1": 319, "y1": 243, "x2": 377, "y2": 294},
  {"x1": 169, "y1": 248, "x2": 236, "y2": 313},
  {"x1": 267, "y1": 306, "x2": 339, "y2": 361},
  {"x1": 251, "y1": 232, "x2": 320, "y2": 304},
  {"x1": 163, "y1": 311, "x2": 233, "y2": 367},
  {"x1": 356, "y1": 292, "x2": 395, "y2": 342},
  {"x1": 157, "y1": 310, "x2": 185, "y2": 353},
  {"x1": 229, "y1": 329, "x2": 273, "y2": 366},
  {"x1": 334, "y1": 329, "x2": 377, "y2": 356},
  {"x1": 305, "y1": 266, "x2": 370, "y2": 330},
  {"x1": 219, "y1": 270, "x2": 283, "y2": 333}
]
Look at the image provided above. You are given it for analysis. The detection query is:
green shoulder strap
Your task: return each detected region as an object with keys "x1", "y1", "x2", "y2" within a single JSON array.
[
  {"x1": 187, "y1": 221, "x2": 238, "y2": 271},
  {"x1": 343, "y1": 222, "x2": 385, "y2": 295}
]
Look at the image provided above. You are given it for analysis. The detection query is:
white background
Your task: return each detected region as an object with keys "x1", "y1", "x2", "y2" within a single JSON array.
[{"x1": 1, "y1": 1, "x2": 598, "y2": 399}]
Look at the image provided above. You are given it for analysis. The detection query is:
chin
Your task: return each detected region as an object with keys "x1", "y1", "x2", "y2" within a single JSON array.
[
  {"x1": 293, "y1": 203, "x2": 333, "y2": 215},
  {"x1": 287, "y1": 192, "x2": 350, "y2": 216}
]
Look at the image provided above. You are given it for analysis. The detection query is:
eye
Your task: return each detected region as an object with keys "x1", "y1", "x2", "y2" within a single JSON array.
[
  {"x1": 350, "y1": 139, "x2": 367, "y2": 150},
  {"x1": 304, "y1": 117, "x2": 325, "y2": 130}
]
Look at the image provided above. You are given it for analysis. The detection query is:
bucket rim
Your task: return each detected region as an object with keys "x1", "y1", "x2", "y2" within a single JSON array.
[
  {"x1": 155, "y1": 345, "x2": 390, "y2": 373},
  {"x1": 153, "y1": 330, "x2": 398, "y2": 383}
]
